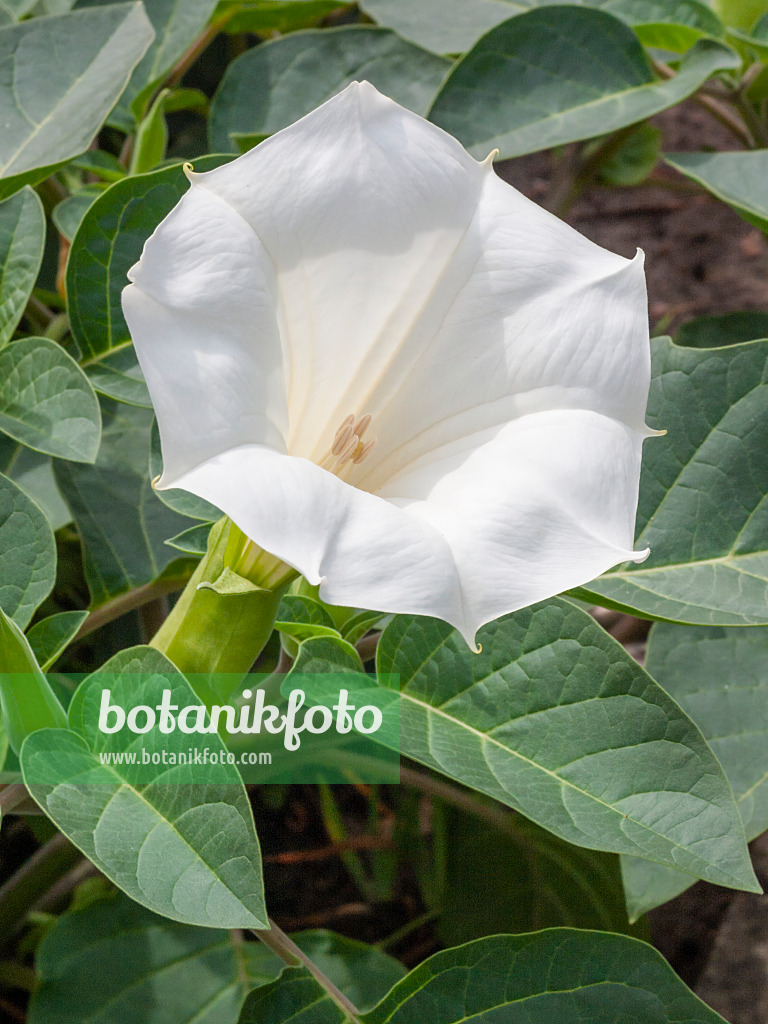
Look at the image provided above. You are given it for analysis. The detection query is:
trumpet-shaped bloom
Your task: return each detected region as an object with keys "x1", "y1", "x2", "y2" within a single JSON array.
[{"x1": 122, "y1": 82, "x2": 652, "y2": 645}]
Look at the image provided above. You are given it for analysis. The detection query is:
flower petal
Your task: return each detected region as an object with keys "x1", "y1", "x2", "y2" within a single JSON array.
[{"x1": 123, "y1": 186, "x2": 288, "y2": 485}]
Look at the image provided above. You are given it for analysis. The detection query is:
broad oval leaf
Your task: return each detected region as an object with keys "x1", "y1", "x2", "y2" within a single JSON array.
[
  {"x1": 21, "y1": 645, "x2": 268, "y2": 929},
  {"x1": 576, "y1": 337, "x2": 768, "y2": 625},
  {"x1": 0, "y1": 470, "x2": 55, "y2": 628},
  {"x1": 68, "y1": 155, "x2": 231, "y2": 364},
  {"x1": 375, "y1": 601, "x2": 758, "y2": 892},
  {"x1": 209, "y1": 26, "x2": 452, "y2": 153},
  {"x1": 0, "y1": 186, "x2": 45, "y2": 347},
  {"x1": 239, "y1": 931, "x2": 728, "y2": 1024},
  {"x1": 0, "y1": 338, "x2": 101, "y2": 462},
  {"x1": 428, "y1": 7, "x2": 739, "y2": 159},
  {"x1": 665, "y1": 150, "x2": 768, "y2": 234},
  {"x1": 0, "y1": 3, "x2": 154, "y2": 199},
  {"x1": 26, "y1": 610, "x2": 88, "y2": 670},
  {"x1": 623, "y1": 622, "x2": 768, "y2": 919}
]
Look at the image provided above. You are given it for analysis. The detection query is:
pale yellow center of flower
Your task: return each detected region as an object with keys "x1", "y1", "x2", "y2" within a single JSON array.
[{"x1": 320, "y1": 413, "x2": 377, "y2": 477}]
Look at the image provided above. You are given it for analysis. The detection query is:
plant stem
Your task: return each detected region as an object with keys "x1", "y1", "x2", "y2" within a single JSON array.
[
  {"x1": 252, "y1": 918, "x2": 362, "y2": 1021},
  {"x1": 0, "y1": 833, "x2": 82, "y2": 942},
  {"x1": 75, "y1": 576, "x2": 191, "y2": 641},
  {"x1": 0, "y1": 784, "x2": 28, "y2": 817}
]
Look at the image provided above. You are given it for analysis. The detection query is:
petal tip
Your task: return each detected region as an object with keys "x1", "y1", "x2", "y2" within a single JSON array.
[{"x1": 631, "y1": 546, "x2": 651, "y2": 564}]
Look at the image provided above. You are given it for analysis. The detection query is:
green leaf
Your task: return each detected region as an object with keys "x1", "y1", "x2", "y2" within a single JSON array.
[
  {"x1": 436, "y1": 803, "x2": 641, "y2": 944},
  {"x1": 165, "y1": 521, "x2": 212, "y2": 556},
  {"x1": 84, "y1": 347, "x2": 151, "y2": 408},
  {"x1": 68, "y1": 155, "x2": 231, "y2": 363},
  {"x1": 0, "y1": 435, "x2": 72, "y2": 530},
  {"x1": 575, "y1": 337, "x2": 768, "y2": 625},
  {"x1": 676, "y1": 310, "x2": 768, "y2": 348},
  {"x1": 0, "y1": 187, "x2": 45, "y2": 347},
  {"x1": 665, "y1": 150, "x2": 768, "y2": 234},
  {"x1": 22, "y1": 645, "x2": 268, "y2": 928},
  {"x1": 29, "y1": 890, "x2": 406, "y2": 1024},
  {"x1": 74, "y1": 0, "x2": 218, "y2": 126},
  {"x1": 375, "y1": 602, "x2": 758, "y2": 892},
  {"x1": 215, "y1": 0, "x2": 353, "y2": 34},
  {"x1": 0, "y1": 605, "x2": 67, "y2": 755},
  {"x1": 26, "y1": 610, "x2": 88, "y2": 670},
  {"x1": 359, "y1": 0, "x2": 524, "y2": 55},
  {"x1": 53, "y1": 401, "x2": 193, "y2": 607},
  {"x1": 209, "y1": 26, "x2": 452, "y2": 152},
  {"x1": 240, "y1": 931, "x2": 728, "y2": 1024},
  {"x1": 130, "y1": 88, "x2": 170, "y2": 175},
  {"x1": 360, "y1": 0, "x2": 723, "y2": 55},
  {"x1": 595, "y1": 122, "x2": 661, "y2": 186},
  {"x1": 51, "y1": 189, "x2": 101, "y2": 243},
  {"x1": 0, "y1": 4, "x2": 154, "y2": 199},
  {"x1": 69, "y1": 149, "x2": 127, "y2": 183},
  {"x1": 0, "y1": 338, "x2": 101, "y2": 462},
  {"x1": 623, "y1": 622, "x2": 768, "y2": 918},
  {"x1": 0, "y1": 470, "x2": 55, "y2": 627},
  {"x1": 428, "y1": 8, "x2": 739, "y2": 159}
]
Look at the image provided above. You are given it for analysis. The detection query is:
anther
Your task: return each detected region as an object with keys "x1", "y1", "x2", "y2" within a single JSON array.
[
  {"x1": 335, "y1": 434, "x2": 359, "y2": 465},
  {"x1": 353, "y1": 413, "x2": 372, "y2": 439},
  {"x1": 332, "y1": 423, "x2": 354, "y2": 455},
  {"x1": 351, "y1": 437, "x2": 376, "y2": 464}
]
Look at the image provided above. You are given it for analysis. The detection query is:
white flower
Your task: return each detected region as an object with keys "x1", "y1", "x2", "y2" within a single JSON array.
[{"x1": 122, "y1": 82, "x2": 651, "y2": 645}]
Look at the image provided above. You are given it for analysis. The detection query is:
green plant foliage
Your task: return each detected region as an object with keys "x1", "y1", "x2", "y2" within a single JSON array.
[
  {"x1": 149, "y1": 418, "x2": 222, "y2": 520},
  {"x1": 435, "y1": 804, "x2": 642, "y2": 944},
  {"x1": 0, "y1": 435, "x2": 72, "y2": 530},
  {"x1": 665, "y1": 150, "x2": 768, "y2": 233},
  {"x1": 26, "y1": 610, "x2": 88, "y2": 670},
  {"x1": 622, "y1": 622, "x2": 768, "y2": 918},
  {"x1": 0, "y1": 470, "x2": 55, "y2": 627},
  {"x1": 372, "y1": 603, "x2": 757, "y2": 890},
  {"x1": 595, "y1": 122, "x2": 661, "y2": 186},
  {"x1": 209, "y1": 27, "x2": 452, "y2": 152},
  {"x1": 239, "y1": 932, "x2": 728, "y2": 1024},
  {"x1": 22, "y1": 646, "x2": 268, "y2": 928},
  {"x1": 28, "y1": 890, "x2": 406, "y2": 1024},
  {"x1": 0, "y1": 187, "x2": 45, "y2": 347},
  {"x1": 676, "y1": 310, "x2": 768, "y2": 347},
  {"x1": 0, "y1": 4, "x2": 154, "y2": 199},
  {"x1": 0, "y1": 338, "x2": 101, "y2": 462},
  {"x1": 53, "y1": 401, "x2": 193, "y2": 607},
  {"x1": 428, "y1": 7, "x2": 739, "y2": 159},
  {"x1": 575, "y1": 337, "x2": 768, "y2": 625},
  {"x1": 67, "y1": 156, "x2": 231, "y2": 406}
]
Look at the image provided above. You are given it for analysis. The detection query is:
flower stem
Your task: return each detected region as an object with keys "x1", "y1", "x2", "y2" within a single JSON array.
[
  {"x1": 252, "y1": 918, "x2": 362, "y2": 1022},
  {"x1": 150, "y1": 518, "x2": 291, "y2": 705}
]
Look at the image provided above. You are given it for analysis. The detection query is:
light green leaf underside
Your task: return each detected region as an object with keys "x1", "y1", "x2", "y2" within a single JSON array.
[
  {"x1": 375, "y1": 602, "x2": 757, "y2": 892},
  {"x1": 0, "y1": 432, "x2": 71, "y2": 530},
  {"x1": 0, "y1": 338, "x2": 101, "y2": 462},
  {"x1": 0, "y1": 187, "x2": 45, "y2": 347},
  {"x1": 361, "y1": 0, "x2": 721, "y2": 55},
  {"x1": 53, "y1": 401, "x2": 194, "y2": 607},
  {"x1": 0, "y1": 470, "x2": 55, "y2": 628},
  {"x1": 21, "y1": 646, "x2": 267, "y2": 929},
  {"x1": 428, "y1": 7, "x2": 738, "y2": 159},
  {"x1": 577, "y1": 336, "x2": 768, "y2": 624},
  {"x1": 665, "y1": 150, "x2": 768, "y2": 233},
  {"x1": 209, "y1": 26, "x2": 452, "y2": 152},
  {"x1": 0, "y1": 3, "x2": 154, "y2": 198},
  {"x1": 622, "y1": 622, "x2": 768, "y2": 919},
  {"x1": 239, "y1": 931, "x2": 727, "y2": 1024}
]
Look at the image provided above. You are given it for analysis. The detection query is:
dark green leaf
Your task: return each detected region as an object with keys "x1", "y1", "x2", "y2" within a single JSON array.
[
  {"x1": 596, "y1": 122, "x2": 661, "y2": 187},
  {"x1": 51, "y1": 189, "x2": 101, "y2": 242},
  {"x1": 22, "y1": 645, "x2": 268, "y2": 928},
  {"x1": 0, "y1": 4, "x2": 154, "y2": 199},
  {"x1": 83, "y1": 347, "x2": 151, "y2": 408},
  {"x1": 428, "y1": 8, "x2": 738, "y2": 159},
  {"x1": 0, "y1": 470, "x2": 55, "y2": 627},
  {"x1": 0, "y1": 187, "x2": 45, "y2": 346},
  {"x1": 0, "y1": 337, "x2": 101, "y2": 462},
  {"x1": 676, "y1": 310, "x2": 768, "y2": 348},
  {"x1": 53, "y1": 401, "x2": 193, "y2": 607},
  {"x1": 215, "y1": 0, "x2": 353, "y2": 34},
  {"x1": 576, "y1": 337, "x2": 768, "y2": 625},
  {"x1": 165, "y1": 521, "x2": 212, "y2": 556},
  {"x1": 209, "y1": 26, "x2": 452, "y2": 152},
  {"x1": 375, "y1": 602, "x2": 758, "y2": 891},
  {"x1": 68, "y1": 155, "x2": 231, "y2": 362}
]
